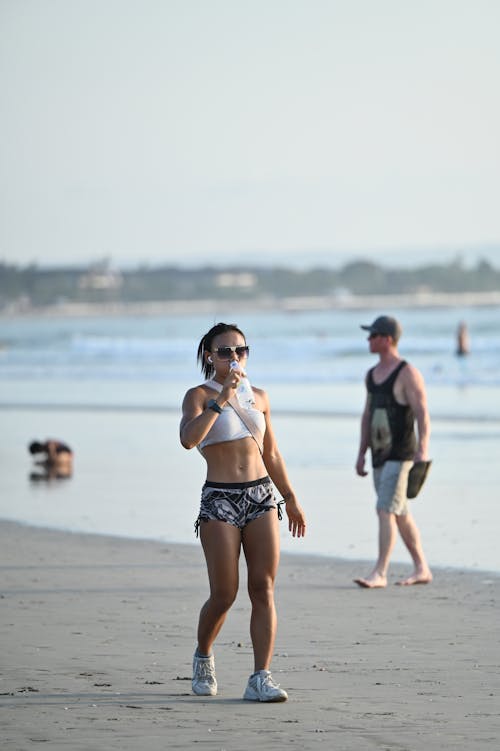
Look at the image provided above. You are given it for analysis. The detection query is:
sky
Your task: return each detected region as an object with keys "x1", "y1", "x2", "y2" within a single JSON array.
[{"x1": 1, "y1": 0, "x2": 499, "y2": 270}]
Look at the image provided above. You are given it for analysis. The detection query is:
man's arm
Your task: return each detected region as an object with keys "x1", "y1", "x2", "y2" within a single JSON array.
[
  {"x1": 46, "y1": 441, "x2": 58, "y2": 464},
  {"x1": 401, "y1": 365, "x2": 431, "y2": 461},
  {"x1": 356, "y1": 391, "x2": 371, "y2": 477}
]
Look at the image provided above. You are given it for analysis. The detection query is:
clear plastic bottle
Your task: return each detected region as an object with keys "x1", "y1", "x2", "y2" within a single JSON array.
[{"x1": 230, "y1": 360, "x2": 255, "y2": 409}]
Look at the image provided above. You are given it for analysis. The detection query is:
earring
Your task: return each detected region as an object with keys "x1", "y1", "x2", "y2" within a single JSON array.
[{"x1": 207, "y1": 356, "x2": 213, "y2": 364}]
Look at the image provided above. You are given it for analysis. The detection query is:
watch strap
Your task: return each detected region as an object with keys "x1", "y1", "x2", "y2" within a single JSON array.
[{"x1": 207, "y1": 398, "x2": 222, "y2": 414}]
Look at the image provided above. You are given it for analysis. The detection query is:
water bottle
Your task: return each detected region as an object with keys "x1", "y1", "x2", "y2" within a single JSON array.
[{"x1": 230, "y1": 360, "x2": 255, "y2": 408}]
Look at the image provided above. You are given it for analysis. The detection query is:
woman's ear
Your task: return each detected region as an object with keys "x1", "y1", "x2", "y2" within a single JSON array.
[{"x1": 207, "y1": 355, "x2": 213, "y2": 364}]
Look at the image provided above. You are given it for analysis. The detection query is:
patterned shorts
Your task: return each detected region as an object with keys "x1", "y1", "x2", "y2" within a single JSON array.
[{"x1": 195, "y1": 476, "x2": 278, "y2": 536}]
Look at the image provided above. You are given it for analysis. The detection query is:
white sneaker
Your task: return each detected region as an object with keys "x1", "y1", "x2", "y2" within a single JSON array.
[
  {"x1": 243, "y1": 670, "x2": 288, "y2": 702},
  {"x1": 192, "y1": 652, "x2": 217, "y2": 696}
]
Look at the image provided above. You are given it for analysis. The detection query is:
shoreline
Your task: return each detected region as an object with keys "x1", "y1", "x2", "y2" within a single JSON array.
[
  {"x1": 1, "y1": 519, "x2": 499, "y2": 750},
  {"x1": 3, "y1": 517, "x2": 500, "y2": 578},
  {"x1": 2, "y1": 289, "x2": 500, "y2": 318},
  {"x1": 2, "y1": 400, "x2": 500, "y2": 423}
]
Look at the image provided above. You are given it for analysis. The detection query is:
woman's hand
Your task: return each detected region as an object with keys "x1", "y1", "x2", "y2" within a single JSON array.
[
  {"x1": 220, "y1": 364, "x2": 243, "y2": 402},
  {"x1": 284, "y1": 494, "x2": 306, "y2": 538}
]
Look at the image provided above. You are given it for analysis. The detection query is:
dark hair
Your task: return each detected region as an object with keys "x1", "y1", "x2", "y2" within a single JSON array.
[
  {"x1": 29, "y1": 441, "x2": 45, "y2": 454},
  {"x1": 197, "y1": 322, "x2": 246, "y2": 380}
]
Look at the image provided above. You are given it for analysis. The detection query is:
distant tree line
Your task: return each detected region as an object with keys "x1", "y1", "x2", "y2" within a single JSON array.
[{"x1": 0, "y1": 256, "x2": 499, "y2": 310}]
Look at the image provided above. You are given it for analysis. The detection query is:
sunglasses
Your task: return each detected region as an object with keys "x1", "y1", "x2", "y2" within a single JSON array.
[
  {"x1": 212, "y1": 345, "x2": 250, "y2": 360},
  {"x1": 369, "y1": 333, "x2": 382, "y2": 340}
]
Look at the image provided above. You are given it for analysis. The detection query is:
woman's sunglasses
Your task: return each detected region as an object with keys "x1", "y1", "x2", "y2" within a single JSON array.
[{"x1": 212, "y1": 345, "x2": 250, "y2": 360}]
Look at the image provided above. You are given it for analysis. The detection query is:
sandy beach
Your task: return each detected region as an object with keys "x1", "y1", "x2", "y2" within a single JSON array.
[{"x1": 1, "y1": 521, "x2": 499, "y2": 750}]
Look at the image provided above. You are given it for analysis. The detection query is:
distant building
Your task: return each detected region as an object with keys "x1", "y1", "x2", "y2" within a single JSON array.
[
  {"x1": 215, "y1": 272, "x2": 257, "y2": 289},
  {"x1": 78, "y1": 260, "x2": 123, "y2": 291}
]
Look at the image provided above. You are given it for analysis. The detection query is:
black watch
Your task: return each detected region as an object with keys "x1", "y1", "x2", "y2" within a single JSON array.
[{"x1": 207, "y1": 399, "x2": 222, "y2": 414}]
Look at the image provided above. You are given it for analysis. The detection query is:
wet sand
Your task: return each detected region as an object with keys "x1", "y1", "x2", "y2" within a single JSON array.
[{"x1": 1, "y1": 520, "x2": 499, "y2": 750}]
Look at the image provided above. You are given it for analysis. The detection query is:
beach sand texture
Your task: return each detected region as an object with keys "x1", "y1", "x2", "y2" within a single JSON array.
[{"x1": 1, "y1": 522, "x2": 499, "y2": 750}]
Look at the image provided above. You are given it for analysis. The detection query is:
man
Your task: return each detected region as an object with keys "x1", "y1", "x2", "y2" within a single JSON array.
[
  {"x1": 29, "y1": 439, "x2": 73, "y2": 480},
  {"x1": 354, "y1": 315, "x2": 432, "y2": 588}
]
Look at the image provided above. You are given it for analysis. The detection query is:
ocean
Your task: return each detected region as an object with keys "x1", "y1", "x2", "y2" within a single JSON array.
[{"x1": 1, "y1": 303, "x2": 499, "y2": 573}]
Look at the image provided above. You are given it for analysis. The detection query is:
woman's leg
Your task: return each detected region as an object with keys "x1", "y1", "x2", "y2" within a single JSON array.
[
  {"x1": 242, "y1": 510, "x2": 280, "y2": 672},
  {"x1": 197, "y1": 520, "x2": 242, "y2": 654}
]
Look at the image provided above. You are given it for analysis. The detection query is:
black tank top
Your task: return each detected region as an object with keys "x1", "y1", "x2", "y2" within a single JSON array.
[{"x1": 367, "y1": 360, "x2": 416, "y2": 468}]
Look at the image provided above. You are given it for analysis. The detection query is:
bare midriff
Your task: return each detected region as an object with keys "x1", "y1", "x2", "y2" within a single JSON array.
[{"x1": 201, "y1": 437, "x2": 267, "y2": 483}]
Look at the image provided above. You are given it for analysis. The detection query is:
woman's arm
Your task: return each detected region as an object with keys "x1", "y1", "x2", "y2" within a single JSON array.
[
  {"x1": 180, "y1": 373, "x2": 238, "y2": 450},
  {"x1": 259, "y1": 389, "x2": 306, "y2": 538},
  {"x1": 180, "y1": 386, "x2": 223, "y2": 450}
]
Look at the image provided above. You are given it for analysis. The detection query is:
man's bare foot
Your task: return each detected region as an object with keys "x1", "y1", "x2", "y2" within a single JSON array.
[
  {"x1": 395, "y1": 570, "x2": 433, "y2": 586},
  {"x1": 353, "y1": 573, "x2": 387, "y2": 589}
]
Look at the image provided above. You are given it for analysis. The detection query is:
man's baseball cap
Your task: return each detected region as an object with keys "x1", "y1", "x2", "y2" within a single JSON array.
[{"x1": 360, "y1": 315, "x2": 402, "y2": 342}]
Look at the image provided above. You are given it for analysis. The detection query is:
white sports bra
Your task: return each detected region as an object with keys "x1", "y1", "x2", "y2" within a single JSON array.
[{"x1": 198, "y1": 380, "x2": 266, "y2": 452}]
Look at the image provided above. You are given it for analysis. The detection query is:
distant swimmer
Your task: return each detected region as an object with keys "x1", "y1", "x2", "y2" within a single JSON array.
[
  {"x1": 456, "y1": 321, "x2": 470, "y2": 356},
  {"x1": 28, "y1": 439, "x2": 73, "y2": 480}
]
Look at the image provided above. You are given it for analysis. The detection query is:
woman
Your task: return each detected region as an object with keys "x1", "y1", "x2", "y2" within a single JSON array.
[{"x1": 180, "y1": 322, "x2": 306, "y2": 702}]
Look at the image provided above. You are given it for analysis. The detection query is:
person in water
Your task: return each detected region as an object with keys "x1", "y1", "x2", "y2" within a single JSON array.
[
  {"x1": 354, "y1": 316, "x2": 432, "y2": 588},
  {"x1": 456, "y1": 321, "x2": 470, "y2": 356},
  {"x1": 28, "y1": 439, "x2": 73, "y2": 480},
  {"x1": 180, "y1": 322, "x2": 306, "y2": 702}
]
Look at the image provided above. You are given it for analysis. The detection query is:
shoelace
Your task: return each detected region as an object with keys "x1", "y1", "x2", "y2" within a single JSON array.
[
  {"x1": 260, "y1": 673, "x2": 280, "y2": 690},
  {"x1": 196, "y1": 661, "x2": 215, "y2": 680}
]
